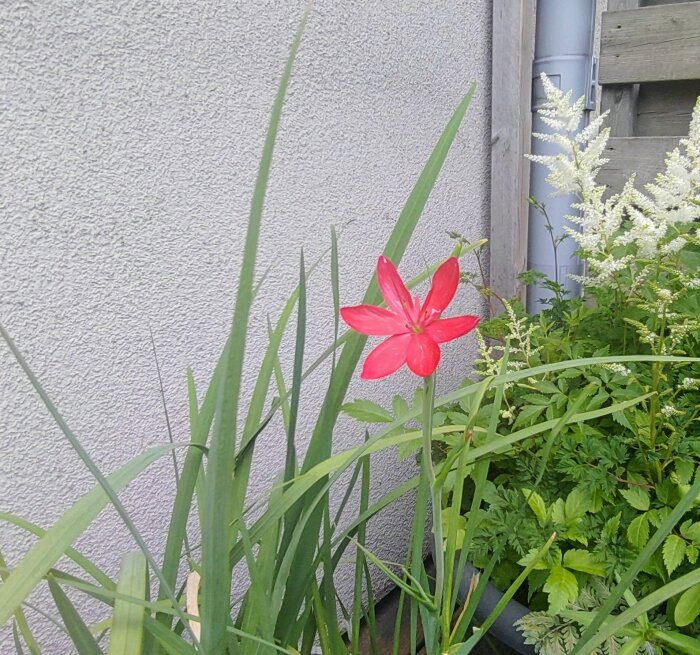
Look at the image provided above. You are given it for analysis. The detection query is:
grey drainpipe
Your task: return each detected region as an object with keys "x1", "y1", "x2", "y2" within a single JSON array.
[{"x1": 527, "y1": 0, "x2": 598, "y2": 314}]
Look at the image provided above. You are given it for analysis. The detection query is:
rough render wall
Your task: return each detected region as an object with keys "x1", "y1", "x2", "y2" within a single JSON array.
[{"x1": 0, "y1": 0, "x2": 491, "y2": 648}]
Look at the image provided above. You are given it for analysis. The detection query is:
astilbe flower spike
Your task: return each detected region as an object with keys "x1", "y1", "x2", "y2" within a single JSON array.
[{"x1": 341, "y1": 256, "x2": 480, "y2": 379}]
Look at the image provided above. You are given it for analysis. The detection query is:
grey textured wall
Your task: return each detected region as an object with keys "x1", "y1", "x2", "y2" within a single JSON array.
[{"x1": 1, "y1": 0, "x2": 491, "y2": 649}]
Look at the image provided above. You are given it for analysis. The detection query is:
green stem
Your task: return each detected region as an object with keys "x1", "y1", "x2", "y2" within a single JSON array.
[
  {"x1": 647, "y1": 259, "x2": 665, "y2": 447},
  {"x1": 648, "y1": 309, "x2": 668, "y2": 474},
  {"x1": 421, "y1": 373, "x2": 444, "y2": 639}
]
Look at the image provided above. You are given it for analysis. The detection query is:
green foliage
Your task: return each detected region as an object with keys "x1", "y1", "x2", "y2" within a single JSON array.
[
  {"x1": 452, "y1": 228, "x2": 700, "y2": 648},
  {"x1": 1, "y1": 24, "x2": 699, "y2": 655},
  {"x1": 109, "y1": 553, "x2": 147, "y2": 655},
  {"x1": 451, "y1": 90, "x2": 700, "y2": 653},
  {"x1": 675, "y1": 582, "x2": 700, "y2": 626},
  {"x1": 341, "y1": 399, "x2": 395, "y2": 423},
  {"x1": 0, "y1": 9, "x2": 479, "y2": 655},
  {"x1": 516, "y1": 582, "x2": 626, "y2": 655}
]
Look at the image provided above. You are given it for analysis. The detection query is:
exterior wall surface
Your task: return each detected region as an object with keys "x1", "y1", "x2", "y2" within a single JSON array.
[{"x1": 0, "y1": 1, "x2": 491, "y2": 649}]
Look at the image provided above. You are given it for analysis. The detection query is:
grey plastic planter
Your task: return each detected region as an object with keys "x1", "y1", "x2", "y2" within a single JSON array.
[
  {"x1": 429, "y1": 539, "x2": 534, "y2": 654},
  {"x1": 453, "y1": 561, "x2": 534, "y2": 655}
]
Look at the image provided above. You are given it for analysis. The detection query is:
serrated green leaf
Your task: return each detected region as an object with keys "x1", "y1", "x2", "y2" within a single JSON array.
[
  {"x1": 647, "y1": 506, "x2": 671, "y2": 528},
  {"x1": 663, "y1": 534, "x2": 687, "y2": 575},
  {"x1": 620, "y1": 486, "x2": 650, "y2": 512},
  {"x1": 566, "y1": 436, "x2": 700, "y2": 655},
  {"x1": 446, "y1": 411, "x2": 469, "y2": 425},
  {"x1": 544, "y1": 565, "x2": 579, "y2": 615},
  {"x1": 603, "y1": 513, "x2": 621, "y2": 541},
  {"x1": 391, "y1": 395, "x2": 409, "y2": 420},
  {"x1": 675, "y1": 582, "x2": 700, "y2": 626},
  {"x1": 559, "y1": 367, "x2": 583, "y2": 379},
  {"x1": 533, "y1": 380, "x2": 560, "y2": 394},
  {"x1": 513, "y1": 404, "x2": 546, "y2": 428},
  {"x1": 520, "y1": 393, "x2": 551, "y2": 406},
  {"x1": 396, "y1": 437, "x2": 421, "y2": 461},
  {"x1": 522, "y1": 489, "x2": 548, "y2": 524},
  {"x1": 341, "y1": 399, "x2": 393, "y2": 423},
  {"x1": 564, "y1": 487, "x2": 589, "y2": 521},
  {"x1": 687, "y1": 545, "x2": 699, "y2": 564},
  {"x1": 675, "y1": 460, "x2": 695, "y2": 486},
  {"x1": 561, "y1": 529, "x2": 589, "y2": 546},
  {"x1": 562, "y1": 550, "x2": 605, "y2": 576},
  {"x1": 551, "y1": 499, "x2": 566, "y2": 526},
  {"x1": 656, "y1": 479, "x2": 673, "y2": 505},
  {"x1": 627, "y1": 513, "x2": 650, "y2": 550},
  {"x1": 517, "y1": 547, "x2": 550, "y2": 571},
  {"x1": 680, "y1": 520, "x2": 700, "y2": 543},
  {"x1": 611, "y1": 410, "x2": 634, "y2": 431}
]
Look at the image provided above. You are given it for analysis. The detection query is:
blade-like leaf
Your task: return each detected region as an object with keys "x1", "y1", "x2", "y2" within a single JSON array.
[
  {"x1": 144, "y1": 617, "x2": 199, "y2": 655},
  {"x1": 47, "y1": 576, "x2": 102, "y2": 655},
  {"x1": 0, "y1": 443, "x2": 182, "y2": 627},
  {"x1": 0, "y1": 323, "x2": 193, "y2": 641},
  {"x1": 154, "y1": 367, "x2": 210, "y2": 642},
  {"x1": 199, "y1": 8, "x2": 310, "y2": 652},
  {"x1": 330, "y1": 226, "x2": 340, "y2": 371},
  {"x1": 454, "y1": 534, "x2": 556, "y2": 654},
  {"x1": 572, "y1": 474, "x2": 700, "y2": 655},
  {"x1": 574, "y1": 568, "x2": 700, "y2": 655},
  {"x1": 235, "y1": 388, "x2": 655, "y2": 557},
  {"x1": 108, "y1": 552, "x2": 147, "y2": 655},
  {"x1": 0, "y1": 548, "x2": 41, "y2": 655},
  {"x1": 277, "y1": 82, "x2": 478, "y2": 640},
  {"x1": 285, "y1": 250, "x2": 306, "y2": 483},
  {"x1": 0, "y1": 513, "x2": 114, "y2": 591},
  {"x1": 350, "y1": 441, "x2": 370, "y2": 655},
  {"x1": 653, "y1": 628, "x2": 700, "y2": 654},
  {"x1": 675, "y1": 582, "x2": 700, "y2": 626},
  {"x1": 12, "y1": 621, "x2": 27, "y2": 655}
]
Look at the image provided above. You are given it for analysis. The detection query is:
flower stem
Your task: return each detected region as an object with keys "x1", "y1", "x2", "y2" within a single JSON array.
[{"x1": 421, "y1": 373, "x2": 444, "y2": 631}]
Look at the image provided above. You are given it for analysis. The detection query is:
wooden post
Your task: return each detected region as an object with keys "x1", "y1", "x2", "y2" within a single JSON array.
[
  {"x1": 600, "y1": 0, "x2": 639, "y2": 138},
  {"x1": 489, "y1": 0, "x2": 536, "y2": 311}
]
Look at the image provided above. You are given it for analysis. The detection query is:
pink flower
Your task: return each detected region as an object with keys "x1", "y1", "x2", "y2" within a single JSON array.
[{"x1": 341, "y1": 256, "x2": 480, "y2": 379}]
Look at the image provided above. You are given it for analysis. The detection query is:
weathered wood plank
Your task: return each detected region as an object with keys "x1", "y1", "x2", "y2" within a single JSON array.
[
  {"x1": 600, "y1": 136, "x2": 679, "y2": 192},
  {"x1": 489, "y1": 0, "x2": 536, "y2": 308},
  {"x1": 601, "y1": 84, "x2": 639, "y2": 137},
  {"x1": 636, "y1": 80, "x2": 700, "y2": 135},
  {"x1": 600, "y1": 0, "x2": 640, "y2": 137},
  {"x1": 609, "y1": 0, "x2": 640, "y2": 9},
  {"x1": 600, "y1": 2, "x2": 700, "y2": 84},
  {"x1": 641, "y1": 0, "x2": 699, "y2": 6}
]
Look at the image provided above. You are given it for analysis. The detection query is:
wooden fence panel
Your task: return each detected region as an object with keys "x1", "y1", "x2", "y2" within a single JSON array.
[
  {"x1": 601, "y1": 136, "x2": 679, "y2": 190},
  {"x1": 600, "y1": 2, "x2": 700, "y2": 84},
  {"x1": 636, "y1": 80, "x2": 700, "y2": 136},
  {"x1": 599, "y1": 0, "x2": 700, "y2": 192}
]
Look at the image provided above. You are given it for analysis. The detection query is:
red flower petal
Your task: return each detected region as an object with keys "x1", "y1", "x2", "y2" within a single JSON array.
[
  {"x1": 406, "y1": 333, "x2": 441, "y2": 377},
  {"x1": 340, "y1": 305, "x2": 407, "y2": 336},
  {"x1": 361, "y1": 334, "x2": 411, "y2": 380},
  {"x1": 421, "y1": 257, "x2": 459, "y2": 320},
  {"x1": 377, "y1": 256, "x2": 412, "y2": 317},
  {"x1": 425, "y1": 315, "x2": 480, "y2": 343}
]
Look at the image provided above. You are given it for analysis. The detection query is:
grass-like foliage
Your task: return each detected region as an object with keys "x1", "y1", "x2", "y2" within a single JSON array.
[{"x1": 2, "y1": 16, "x2": 699, "y2": 655}]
